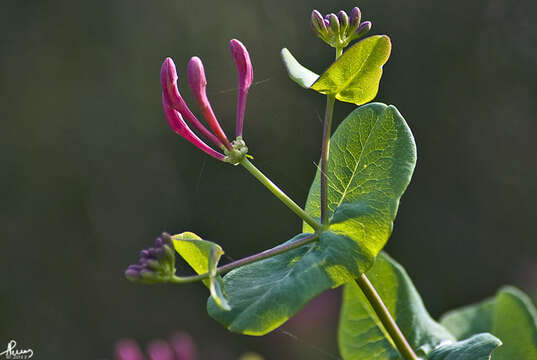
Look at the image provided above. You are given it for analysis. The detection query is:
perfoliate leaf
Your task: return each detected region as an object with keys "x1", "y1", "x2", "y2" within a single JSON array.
[
  {"x1": 339, "y1": 253, "x2": 454, "y2": 360},
  {"x1": 281, "y1": 36, "x2": 391, "y2": 104},
  {"x1": 172, "y1": 232, "x2": 230, "y2": 310},
  {"x1": 426, "y1": 334, "x2": 501, "y2": 360},
  {"x1": 207, "y1": 231, "x2": 371, "y2": 336},
  {"x1": 441, "y1": 286, "x2": 537, "y2": 359},
  {"x1": 304, "y1": 103, "x2": 416, "y2": 272},
  {"x1": 312, "y1": 35, "x2": 391, "y2": 104},
  {"x1": 280, "y1": 48, "x2": 319, "y2": 88}
]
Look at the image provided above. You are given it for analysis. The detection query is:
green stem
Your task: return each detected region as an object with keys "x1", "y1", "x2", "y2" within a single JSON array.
[
  {"x1": 171, "y1": 233, "x2": 319, "y2": 283},
  {"x1": 320, "y1": 46, "x2": 418, "y2": 360},
  {"x1": 240, "y1": 157, "x2": 321, "y2": 231},
  {"x1": 320, "y1": 95, "x2": 335, "y2": 225},
  {"x1": 355, "y1": 275, "x2": 419, "y2": 360}
]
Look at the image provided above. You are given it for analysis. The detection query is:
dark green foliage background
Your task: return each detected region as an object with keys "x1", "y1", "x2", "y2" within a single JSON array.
[{"x1": 1, "y1": 0, "x2": 536, "y2": 358}]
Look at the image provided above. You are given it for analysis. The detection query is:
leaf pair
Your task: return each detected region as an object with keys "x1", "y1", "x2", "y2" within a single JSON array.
[
  {"x1": 207, "y1": 102, "x2": 417, "y2": 334},
  {"x1": 281, "y1": 35, "x2": 391, "y2": 104}
]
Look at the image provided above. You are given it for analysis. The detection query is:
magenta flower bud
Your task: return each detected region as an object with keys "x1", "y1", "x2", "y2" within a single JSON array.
[
  {"x1": 229, "y1": 39, "x2": 253, "y2": 137},
  {"x1": 160, "y1": 58, "x2": 223, "y2": 148},
  {"x1": 187, "y1": 57, "x2": 232, "y2": 150},
  {"x1": 147, "y1": 340, "x2": 174, "y2": 360},
  {"x1": 355, "y1": 21, "x2": 372, "y2": 38},
  {"x1": 169, "y1": 333, "x2": 197, "y2": 360},
  {"x1": 349, "y1": 7, "x2": 361, "y2": 31},
  {"x1": 115, "y1": 339, "x2": 145, "y2": 360},
  {"x1": 311, "y1": 10, "x2": 328, "y2": 38},
  {"x1": 162, "y1": 94, "x2": 225, "y2": 161},
  {"x1": 338, "y1": 10, "x2": 349, "y2": 33}
]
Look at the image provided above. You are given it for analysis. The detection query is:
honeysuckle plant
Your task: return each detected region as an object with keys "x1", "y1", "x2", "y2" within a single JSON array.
[{"x1": 125, "y1": 5, "x2": 537, "y2": 360}]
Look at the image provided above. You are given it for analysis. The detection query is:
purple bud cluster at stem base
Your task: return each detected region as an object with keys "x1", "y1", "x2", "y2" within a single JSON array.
[
  {"x1": 311, "y1": 7, "x2": 372, "y2": 48},
  {"x1": 125, "y1": 233, "x2": 175, "y2": 284},
  {"x1": 160, "y1": 39, "x2": 253, "y2": 163}
]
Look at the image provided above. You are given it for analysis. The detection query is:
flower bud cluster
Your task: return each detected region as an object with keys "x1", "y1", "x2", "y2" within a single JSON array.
[
  {"x1": 160, "y1": 39, "x2": 253, "y2": 164},
  {"x1": 311, "y1": 7, "x2": 372, "y2": 48},
  {"x1": 125, "y1": 233, "x2": 176, "y2": 284}
]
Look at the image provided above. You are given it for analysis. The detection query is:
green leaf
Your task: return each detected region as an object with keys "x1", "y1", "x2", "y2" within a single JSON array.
[
  {"x1": 207, "y1": 231, "x2": 373, "y2": 336},
  {"x1": 280, "y1": 48, "x2": 319, "y2": 88},
  {"x1": 338, "y1": 252, "x2": 454, "y2": 360},
  {"x1": 440, "y1": 286, "x2": 537, "y2": 359},
  {"x1": 426, "y1": 334, "x2": 501, "y2": 360},
  {"x1": 172, "y1": 232, "x2": 230, "y2": 311},
  {"x1": 304, "y1": 103, "x2": 416, "y2": 271},
  {"x1": 311, "y1": 35, "x2": 391, "y2": 104}
]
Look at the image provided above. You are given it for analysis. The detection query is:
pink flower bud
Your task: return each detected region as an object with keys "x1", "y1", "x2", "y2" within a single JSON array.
[
  {"x1": 162, "y1": 94, "x2": 225, "y2": 161},
  {"x1": 229, "y1": 39, "x2": 253, "y2": 137},
  {"x1": 160, "y1": 58, "x2": 223, "y2": 148},
  {"x1": 187, "y1": 57, "x2": 232, "y2": 149},
  {"x1": 146, "y1": 340, "x2": 174, "y2": 360},
  {"x1": 115, "y1": 339, "x2": 145, "y2": 360}
]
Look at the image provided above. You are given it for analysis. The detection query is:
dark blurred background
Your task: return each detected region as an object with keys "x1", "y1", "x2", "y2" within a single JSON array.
[{"x1": 1, "y1": 0, "x2": 536, "y2": 359}]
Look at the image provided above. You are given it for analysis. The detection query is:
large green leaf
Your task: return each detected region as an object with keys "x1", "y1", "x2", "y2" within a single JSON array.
[
  {"x1": 172, "y1": 232, "x2": 230, "y2": 311},
  {"x1": 303, "y1": 103, "x2": 416, "y2": 268},
  {"x1": 426, "y1": 334, "x2": 501, "y2": 360},
  {"x1": 441, "y1": 286, "x2": 537, "y2": 359},
  {"x1": 281, "y1": 36, "x2": 391, "y2": 104},
  {"x1": 207, "y1": 231, "x2": 373, "y2": 335},
  {"x1": 339, "y1": 253, "x2": 455, "y2": 360}
]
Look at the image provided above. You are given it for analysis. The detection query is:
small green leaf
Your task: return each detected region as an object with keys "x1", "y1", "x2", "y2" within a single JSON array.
[
  {"x1": 207, "y1": 231, "x2": 371, "y2": 335},
  {"x1": 172, "y1": 232, "x2": 230, "y2": 311},
  {"x1": 440, "y1": 286, "x2": 537, "y2": 359},
  {"x1": 311, "y1": 35, "x2": 391, "y2": 104},
  {"x1": 280, "y1": 48, "x2": 319, "y2": 88},
  {"x1": 426, "y1": 334, "x2": 501, "y2": 360},
  {"x1": 338, "y1": 253, "x2": 454, "y2": 360},
  {"x1": 304, "y1": 103, "x2": 416, "y2": 271}
]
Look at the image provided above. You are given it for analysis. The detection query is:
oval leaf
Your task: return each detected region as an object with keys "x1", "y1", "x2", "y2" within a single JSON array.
[
  {"x1": 339, "y1": 252, "x2": 454, "y2": 360},
  {"x1": 207, "y1": 231, "x2": 370, "y2": 335},
  {"x1": 304, "y1": 103, "x2": 416, "y2": 271},
  {"x1": 427, "y1": 334, "x2": 501, "y2": 360},
  {"x1": 311, "y1": 35, "x2": 391, "y2": 104},
  {"x1": 440, "y1": 286, "x2": 537, "y2": 359}
]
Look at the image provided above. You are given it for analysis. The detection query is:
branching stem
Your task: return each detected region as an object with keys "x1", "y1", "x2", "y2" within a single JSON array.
[{"x1": 171, "y1": 233, "x2": 318, "y2": 283}]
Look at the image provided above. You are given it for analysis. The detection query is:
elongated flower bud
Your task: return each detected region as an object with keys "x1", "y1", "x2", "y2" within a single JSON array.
[
  {"x1": 187, "y1": 57, "x2": 232, "y2": 149},
  {"x1": 160, "y1": 58, "x2": 223, "y2": 148},
  {"x1": 229, "y1": 39, "x2": 253, "y2": 138},
  {"x1": 169, "y1": 333, "x2": 197, "y2": 360},
  {"x1": 162, "y1": 95, "x2": 226, "y2": 161},
  {"x1": 115, "y1": 340, "x2": 144, "y2": 360},
  {"x1": 338, "y1": 10, "x2": 349, "y2": 34},
  {"x1": 355, "y1": 21, "x2": 372, "y2": 38},
  {"x1": 349, "y1": 7, "x2": 361, "y2": 32},
  {"x1": 328, "y1": 13, "x2": 339, "y2": 34},
  {"x1": 311, "y1": 10, "x2": 328, "y2": 39},
  {"x1": 147, "y1": 340, "x2": 175, "y2": 360}
]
